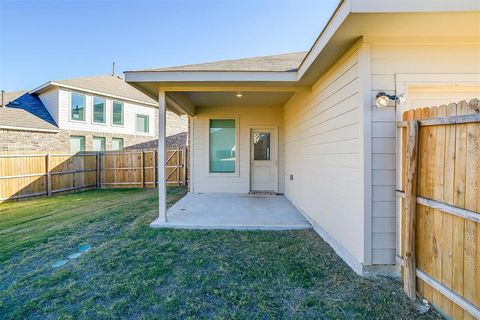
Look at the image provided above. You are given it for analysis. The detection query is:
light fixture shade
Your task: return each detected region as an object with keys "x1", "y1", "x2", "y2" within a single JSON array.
[
  {"x1": 376, "y1": 95, "x2": 390, "y2": 107},
  {"x1": 236, "y1": 92, "x2": 243, "y2": 98}
]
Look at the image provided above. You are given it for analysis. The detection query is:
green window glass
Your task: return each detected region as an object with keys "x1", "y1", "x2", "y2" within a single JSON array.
[
  {"x1": 112, "y1": 138, "x2": 124, "y2": 151},
  {"x1": 93, "y1": 97, "x2": 106, "y2": 123},
  {"x1": 71, "y1": 93, "x2": 85, "y2": 121},
  {"x1": 209, "y1": 119, "x2": 236, "y2": 173},
  {"x1": 136, "y1": 114, "x2": 149, "y2": 133},
  {"x1": 112, "y1": 101, "x2": 123, "y2": 125},
  {"x1": 92, "y1": 137, "x2": 105, "y2": 151},
  {"x1": 70, "y1": 136, "x2": 85, "y2": 153}
]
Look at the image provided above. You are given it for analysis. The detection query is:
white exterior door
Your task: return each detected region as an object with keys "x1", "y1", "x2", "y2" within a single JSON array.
[{"x1": 250, "y1": 128, "x2": 276, "y2": 192}]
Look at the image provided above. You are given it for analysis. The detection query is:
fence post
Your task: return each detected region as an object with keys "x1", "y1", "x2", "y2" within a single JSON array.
[
  {"x1": 46, "y1": 153, "x2": 51, "y2": 196},
  {"x1": 96, "y1": 152, "x2": 101, "y2": 189},
  {"x1": 176, "y1": 148, "x2": 180, "y2": 186},
  {"x1": 182, "y1": 147, "x2": 187, "y2": 186},
  {"x1": 141, "y1": 150, "x2": 145, "y2": 188},
  {"x1": 153, "y1": 150, "x2": 157, "y2": 187},
  {"x1": 404, "y1": 120, "x2": 419, "y2": 300}
]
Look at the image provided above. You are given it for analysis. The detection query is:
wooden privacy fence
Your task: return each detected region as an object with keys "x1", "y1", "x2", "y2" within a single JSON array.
[
  {"x1": 0, "y1": 148, "x2": 187, "y2": 202},
  {"x1": 397, "y1": 99, "x2": 480, "y2": 320}
]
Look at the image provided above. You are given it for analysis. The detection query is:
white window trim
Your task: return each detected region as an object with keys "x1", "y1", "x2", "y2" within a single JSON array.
[
  {"x1": 92, "y1": 96, "x2": 107, "y2": 125},
  {"x1": 70, "y1": 135, "x2": 86, "y2": 152},
  {"x1": 112, "y1": 138, "x2": 124, "y2": 151},
  {"x1": 92, "y1": 136, "x2": 106, "y2": 151},
  {"x1": 135, "y1": 113, "x2": 150, "y2": 134},
  {"x1": 111, "y1": 100, "x2": 125, "y2": 127},
  {"x1": 207, "y1": 116, "x2": 240, "y2": 177},
  {"x1": 69, "y1": 92, "x2": 87, "y2": 123}
]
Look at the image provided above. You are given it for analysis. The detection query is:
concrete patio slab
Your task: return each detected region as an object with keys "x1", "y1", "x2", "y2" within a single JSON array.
[{"x1": 151, "y1": 193, "x2": 311, "y2": 230}]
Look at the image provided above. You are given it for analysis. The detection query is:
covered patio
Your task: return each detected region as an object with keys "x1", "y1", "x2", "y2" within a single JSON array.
[{"x1": 150, "y1": 193, "x2": 311, "y2": 230}]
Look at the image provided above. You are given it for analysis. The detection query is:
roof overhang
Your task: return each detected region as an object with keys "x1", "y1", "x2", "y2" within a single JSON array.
[
  {"x1": 124, "y1": 0, "x2": 480, "y2": 114},
  {"x1": 29, "y1": 81, "x2": 159, "y2": 108}
]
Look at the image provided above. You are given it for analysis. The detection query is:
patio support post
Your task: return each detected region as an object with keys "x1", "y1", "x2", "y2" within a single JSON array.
[{"x1": 158, "y1": 90, "x2": 167, "y2": 222}]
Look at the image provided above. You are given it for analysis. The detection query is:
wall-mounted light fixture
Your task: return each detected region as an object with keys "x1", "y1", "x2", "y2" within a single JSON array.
[
  {"x1": 375, "y1": 92, "x2": 405, "y2": 107},
  {"x1": 236, "y1": 92, "x2": 243, "y2": 98}
]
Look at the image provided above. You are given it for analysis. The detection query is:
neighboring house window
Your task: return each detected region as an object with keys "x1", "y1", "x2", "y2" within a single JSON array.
[
  {"x1": 112, "y1": 101, "x2": 124, "y2": 125},
  {"x1": 136, "y1": 114, "x2": 149, "y2": 133},
  {"x1": 209, "y1": 119, "x2": 236, "y2": 173},
  {"x1": 92, "y1": 136, "x2": 106, "y2": 151},
  {"x1": 70, "y1": 136, "x2": 85, "y2": 153},
  {"x1": 112, "y1": 138, "x2": 124, "y2": 151},
  {"x1": 93, "y1": 97, "x2": 106, "y2": 124},
  {"x1": 71, "y1": 93, "x2": 85, "y2": 121}
]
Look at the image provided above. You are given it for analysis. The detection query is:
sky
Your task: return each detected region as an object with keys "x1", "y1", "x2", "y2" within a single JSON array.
[{"x1": 0, "y1": 0, "x2": 339, "y2": 91}]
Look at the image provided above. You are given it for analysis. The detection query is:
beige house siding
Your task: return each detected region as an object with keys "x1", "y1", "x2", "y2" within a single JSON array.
[
  {"x1": 282, "y1": 44, "x2": 368, "y2": 271},
  {"x1": 38, "y1": 88, "x2": 59, "y2": 124},
  {"x1": 191, "y1": 105, "x2": 284, "y2": 194},
  {"x1": 369, "y1": 42, "x2": 480, "y2": 265}
]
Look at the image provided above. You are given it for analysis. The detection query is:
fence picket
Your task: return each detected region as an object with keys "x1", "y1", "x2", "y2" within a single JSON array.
[
  {"x1": 400, "y1": 99, "x2": 480, "y2": 319},
  {"x1": 0, "y1": 148, "x2": 187, "y2": 202}
]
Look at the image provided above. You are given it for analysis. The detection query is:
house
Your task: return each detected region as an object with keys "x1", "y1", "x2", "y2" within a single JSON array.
[
  {"x1": 125, "y1": 0, "x2": 480, "y2": 276},
  {"x1": 0, "y1": 74, "x2": 188, "y2": 152}
]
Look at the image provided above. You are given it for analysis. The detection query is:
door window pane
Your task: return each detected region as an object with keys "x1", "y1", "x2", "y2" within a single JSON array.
[
  {"x1": 71, "y1": 93, "x2": 85, "y2": 121},
  {"x1": 93, "y1": 97, "x2": 106, "y2": 123},
  {"x1": 253, "y1": 132, "x2": 270, "y2": 160},
  {"x1": 209, "y1": 119, "x2": 236, "y2": 173},
  {"x1": 136, "y1": 114, "x2": 149, "y2": 133},
  {"x1": 112, "y1": 101, "x2": 124, "y2": 125},
  {"x1": 70, "y1": 136, "x2": 85, "y2": 153},
  {"x1": 112, "y1": 138, "x2": 124, "y2": 151},
  {"x1": 92, "y1": 137, "x2": 105, "y2": 151}
]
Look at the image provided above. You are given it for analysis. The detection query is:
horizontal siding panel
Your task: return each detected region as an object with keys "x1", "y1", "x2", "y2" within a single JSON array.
[
  {"x1": 372, "y1": 185, "x2": 395, "y2": 202},
  {"x1": 372, "y1": 233, "x2": 396, "y2": 249},
  {"x1": 372, "y1": 122, "x2": 395, "y2": 138},
  {"x1": 371, "y1": 74, "x2": 395, "y2": 91},
  {"x1": 372, "y1": 169, "x2": 395, "y2": 186},
  {"x1": 372, "y1": 249, "x2": 395, "y2": 264},
  {"x1": 372, "y1": 154, "x2": 395, "y2": 170},
  {"x1": 372, "y1": 137, "x2": 395, "y2": 154},
  {"x1": 372, "y1": 217, "x2": 396, "y2": 233},
  {"x1": 372, "y1": 201, "x2": 396, "y2": 218}
]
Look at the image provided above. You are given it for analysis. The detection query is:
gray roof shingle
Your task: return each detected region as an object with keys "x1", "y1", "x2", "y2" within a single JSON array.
[
  {"x1": 136, "y1": 52, "x2": 307, "y2": 72},
  {"x1": 1, "y1": 90, "x2": 27, "y2": 107},
  {"x1": 50, "y1": 74, "x2": 157, "y2": 105}
]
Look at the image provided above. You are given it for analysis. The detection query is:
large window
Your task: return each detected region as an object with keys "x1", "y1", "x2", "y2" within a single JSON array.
[
  {"x1": 70, "y1": 136, "x2": 85, "y2": 153},
  {"x1": 112, "y1": 101, "x2": 124, "y2": 125},
  {"x1": 209, "y1": 119, "x2": 236, "y2": 173},
  {"x1": 92, "y1": 136, "x2": 105, "y2": 151},
  {"x1": 71, "y1": 93, "x2": 85, "y2": 121},
  {"x1": 136, "y1": 114, "x2": 149, "y2": 133},
  {"x1": 93, "y1": 97, "x2": 106, "y2": 123},
  {"x1": 111, "y1": 138, "x2": 124, "y2": 151}
]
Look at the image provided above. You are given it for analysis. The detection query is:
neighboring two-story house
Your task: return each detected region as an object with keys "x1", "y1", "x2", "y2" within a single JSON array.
[{"x1": 0, "y1": 74, "x2": 187, "y2": 152}]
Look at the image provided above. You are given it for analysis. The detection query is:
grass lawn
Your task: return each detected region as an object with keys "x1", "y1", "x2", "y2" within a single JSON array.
[{"x1": 0, "y1": 188, "x2": 440, "y2": 320}]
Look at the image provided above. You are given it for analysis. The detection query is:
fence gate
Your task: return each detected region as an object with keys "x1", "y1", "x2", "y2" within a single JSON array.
[{"x1": 397, "y1": 99, "x2": 480, "y2": 319}]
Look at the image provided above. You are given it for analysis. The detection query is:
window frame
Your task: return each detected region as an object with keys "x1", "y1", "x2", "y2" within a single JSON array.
[
  {"x1": 70, "y1": 92, "x2": 86, "y2": 122},
  {"x1": 111, "y1": 138, "x2": 124, "y2": 151},
  {"x1": 135, "y1": 113, "x2": 150, "y2": 134},
  {"x1": 92, "y1": 96, "x2": 106, "y2": 125},
  {"x1": 70, "y1": 135, "x2": 86, "y2": 153},
  {"x1": 92, "y1": 136, "x2": 106, "y2": 152},
  {"x1": 112, "y1": 100, "x2": 124, "y2": 126},
  {"x1": 207, "y1": 116, "x2": 239, "y2": 176}
]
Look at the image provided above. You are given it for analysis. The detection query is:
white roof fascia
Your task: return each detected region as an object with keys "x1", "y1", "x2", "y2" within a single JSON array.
[
  {"x1": 350, "y1": 0, "x2": 480, "y2": 13},
  {"x1": 295, "y1": 0, "x2": 351, "y2": 80},
  {"x1": 30, "y1": 82, "x2": 158, "y2": 108},
  {"x1": 124, "y1": 71, "x2": 298, "y2": 83}
]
